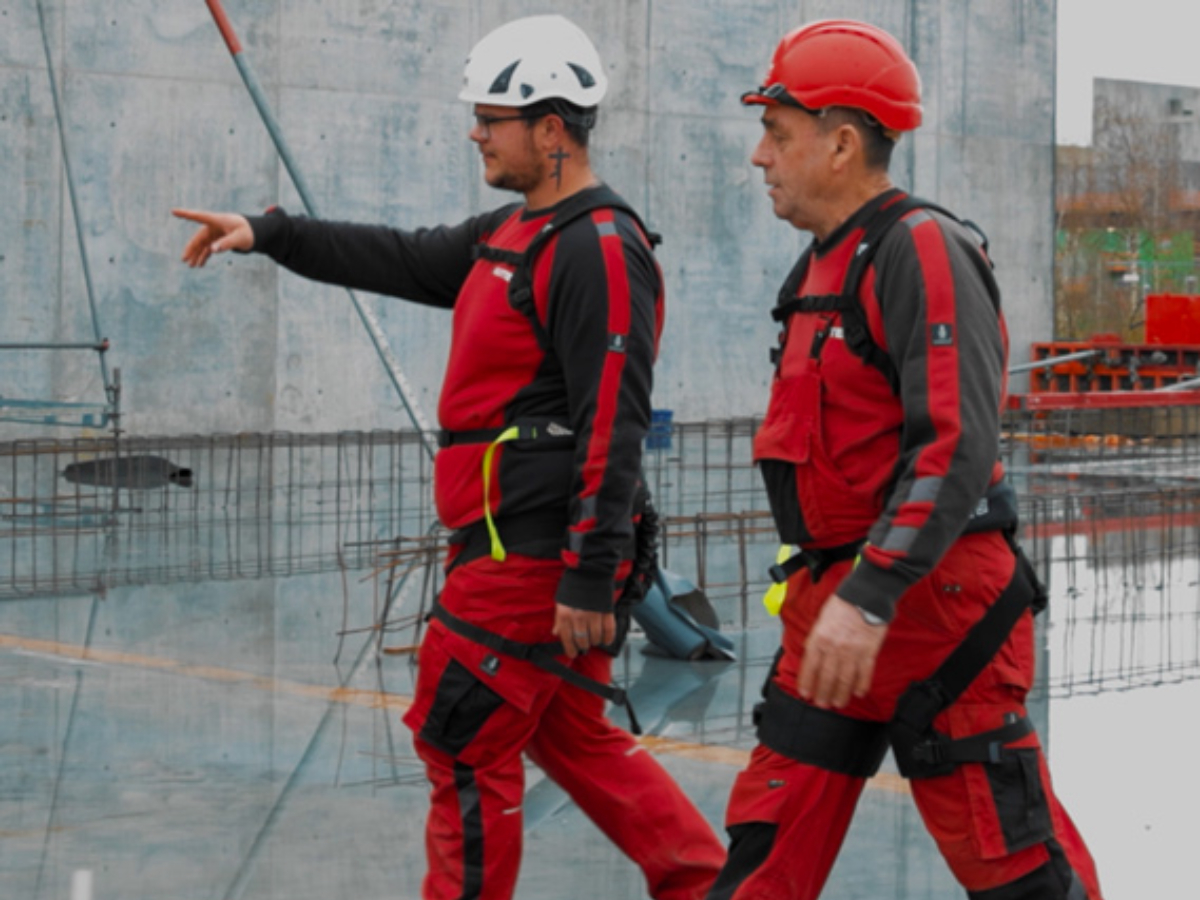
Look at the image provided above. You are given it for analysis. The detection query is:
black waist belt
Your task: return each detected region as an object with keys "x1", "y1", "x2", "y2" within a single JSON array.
[
  {"x1": 770, "y1": 539, "x2": 865, "y2": 585},
  {"x1": 437, "y1": 420, "x2": 576, "y2": 449},
  {"x1": 768, "y1": 476, "x2": 1020, "y2": 588},
  {"x1": 430, "y1": 604, "x2": 641, "y2": 735},
  {"x1": 448, "y1": 509, "x2": 568, "y2": 573},
  {"x1": 438, "y1": 426, "x2": 507, "y2": 448}
]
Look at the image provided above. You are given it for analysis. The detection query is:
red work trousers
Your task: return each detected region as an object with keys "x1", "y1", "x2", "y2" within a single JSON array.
[
  {"x1": 403, "y1": 555, "x2": 725, "y2": 900},
  {"x1": 712, "y1": 531, "x2": 1104, "y2": 900}
]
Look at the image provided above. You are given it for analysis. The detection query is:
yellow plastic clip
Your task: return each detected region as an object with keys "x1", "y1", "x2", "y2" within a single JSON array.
[
  {"x1": 482, "y1": 425, "x2": 522, "y2": 561},
  {"x1": 762, "y1": 544, "x2": 795, "y2": 616}
]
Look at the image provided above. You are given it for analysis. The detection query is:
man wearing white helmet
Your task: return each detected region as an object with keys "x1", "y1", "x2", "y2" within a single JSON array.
[{"x1": 174, "y1": 14, "x2": 724, "y2": 900}]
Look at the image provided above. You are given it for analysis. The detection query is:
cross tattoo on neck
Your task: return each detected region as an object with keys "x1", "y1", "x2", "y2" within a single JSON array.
[{"x1": 549, "y1": 147, "x2": 570, "y2": 188}]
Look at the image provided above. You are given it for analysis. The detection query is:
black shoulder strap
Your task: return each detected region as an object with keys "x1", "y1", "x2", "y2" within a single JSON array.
[
  {"x1": 771, "y1": 194, "x2": 986, "y2": 394},
  {"x1": 475, "y1": 189, "x2": 658, "y2": 351}
]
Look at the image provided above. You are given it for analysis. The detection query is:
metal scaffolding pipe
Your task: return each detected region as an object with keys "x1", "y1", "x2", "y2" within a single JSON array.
[
  {"x1": 203, "y1": 0, "x2": 435, "y2": 458},
  {"x1": 1007, "y1": 349, "x2": 1101, "y2": 375}
]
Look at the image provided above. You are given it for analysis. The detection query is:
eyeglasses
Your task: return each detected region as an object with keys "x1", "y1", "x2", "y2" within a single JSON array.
[
  {"x1": 744, "y1": 83, "x2": 826, "y2": 117},
  {"x1": 747, "y1": 85, "x2": 895, "y2": 138},
  {"x1": 472, "y1": 111, "x2": 544, "y2": 138}
]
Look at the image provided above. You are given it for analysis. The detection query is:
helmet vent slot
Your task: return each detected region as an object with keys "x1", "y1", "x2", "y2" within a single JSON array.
[
  {"x1": 489, "y1": 60, "x2": 520, "y2": 95},
  {"x1": 567, "y1": 63, "x2": 596, "y2": 89}
]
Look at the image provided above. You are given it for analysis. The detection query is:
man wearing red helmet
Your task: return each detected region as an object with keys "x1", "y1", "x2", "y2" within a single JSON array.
[{"x1": 707, "y1": 19, "x2": 1104, "y2": 900}]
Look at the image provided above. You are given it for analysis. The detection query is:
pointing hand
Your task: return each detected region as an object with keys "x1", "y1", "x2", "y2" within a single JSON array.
[{"x1": 172, "y1": 208, "x2": 254, "y2": 267}]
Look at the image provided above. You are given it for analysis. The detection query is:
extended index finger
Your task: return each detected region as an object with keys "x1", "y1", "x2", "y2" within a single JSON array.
[{"x1": 171, "y1": 207, "x2": 215, "y2": 225}]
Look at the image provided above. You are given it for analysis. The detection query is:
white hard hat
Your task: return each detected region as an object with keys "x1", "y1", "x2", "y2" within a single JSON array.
[{"x1": 459, "y1": 15, "x2": 608, "y2": 109}]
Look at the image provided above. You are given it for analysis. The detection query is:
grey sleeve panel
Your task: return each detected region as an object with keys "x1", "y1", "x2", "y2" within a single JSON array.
[{"x1": 838, "y1": 209, "x2": 1006, "y2": 618}]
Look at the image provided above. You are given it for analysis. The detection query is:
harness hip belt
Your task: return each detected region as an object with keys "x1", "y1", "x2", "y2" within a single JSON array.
[
  {"x1": 762, "y1": 539, "x2": 864, "y2": 615},
  {"x1": 769, "y1": 539, "x2": 865, "y2": 586},
  {"x1": 430, "y1": 604, "x2": 641, "y2": 735}
]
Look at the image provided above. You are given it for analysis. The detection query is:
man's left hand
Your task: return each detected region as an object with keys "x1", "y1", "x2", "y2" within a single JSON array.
[{"x1": 798, "y1": 594, "x2": 888, "y2": 709}]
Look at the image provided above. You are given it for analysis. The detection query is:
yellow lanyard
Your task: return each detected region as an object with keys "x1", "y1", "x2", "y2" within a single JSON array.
[
  {"x1": 481, "y1": 426, "x2": 522, "y2": 562},
  {"x1": 763, "y1": 544, "x2": 794, "y2": 615}
]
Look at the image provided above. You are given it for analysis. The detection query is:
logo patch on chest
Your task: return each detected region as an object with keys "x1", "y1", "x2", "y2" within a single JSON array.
[
  {"x1": 492, "y1": 266, "x2": 514, "y2": 283},
  {"x1": 930, "y1": 322, "x2": 954, "y2": 347}
]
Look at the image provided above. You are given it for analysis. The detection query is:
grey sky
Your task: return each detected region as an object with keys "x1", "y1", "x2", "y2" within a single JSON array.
[{"x1": 1058, "y1": 0, "x2": 1200, "y2": 145}]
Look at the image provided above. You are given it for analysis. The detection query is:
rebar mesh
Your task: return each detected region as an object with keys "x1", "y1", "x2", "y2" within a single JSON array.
[
  {"x1": 3, "y1": 409, "x2": 1200, "y2": 695},
  {"x1": 0, "y1": 431, "x2": 435, "y2": 597}
]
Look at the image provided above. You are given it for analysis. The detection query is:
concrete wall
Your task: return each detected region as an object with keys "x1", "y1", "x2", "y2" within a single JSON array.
[{"x1": 0, "y1": 0, "x2": 1056, "y2": 439}]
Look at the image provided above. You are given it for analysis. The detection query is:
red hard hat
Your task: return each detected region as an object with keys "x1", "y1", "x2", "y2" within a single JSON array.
[{"x1": 742, "y1": 19, "x2": 923, "y2": 134}]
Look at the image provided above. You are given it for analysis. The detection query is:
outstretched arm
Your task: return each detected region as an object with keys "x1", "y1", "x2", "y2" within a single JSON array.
[
  {"x1": 173, "y1": 208, "x2": 254, "y2": 267},
  {"x1": 174, "y1": 204, "x2": 516, "y2": 309}
]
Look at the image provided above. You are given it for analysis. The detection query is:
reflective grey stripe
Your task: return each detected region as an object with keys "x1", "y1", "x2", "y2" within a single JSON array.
[
  {"x1": 568, "y1": 496, "x2": 599, "y2": 554},
  {"x1": 880, "y1": 478, "x2": 941, "y2": 552},
  {"x1": 568, "y1": 530, "x2": 585, "y2": 554},
  {"x1": 902, "y1": 209, "x2": 936, "y2": 229},
  {"x1": 454, "y1": 762, "x2": 484, "y2": 899},
  {"x1": 908, "y1": 477, "x2": 943, "y2": 504},
  {"x1": 879, "y1": 525, "x2": 919, "y2": 553},
  {"x1": 596, "y1": 220, "x2": 619, "y2": 237}
]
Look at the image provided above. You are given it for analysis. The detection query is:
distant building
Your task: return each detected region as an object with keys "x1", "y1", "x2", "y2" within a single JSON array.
[
  {"x1": 1056, "y1": 78, "x2": 1200, "y2": 338},
  {"x1": 1059, "y1": 79, "x2": 1200, "y2": 223}
]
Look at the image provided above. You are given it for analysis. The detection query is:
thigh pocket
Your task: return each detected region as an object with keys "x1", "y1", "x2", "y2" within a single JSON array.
[
  {"x1": 418, "y1": 658, "x2": 506, "y2": 758},
  {"x1": 949, "y1": 704, "x2": 1054, "y2": 858},
  {"x1": 981, "y1": 746, "x2": 1054, "y2": 855}
]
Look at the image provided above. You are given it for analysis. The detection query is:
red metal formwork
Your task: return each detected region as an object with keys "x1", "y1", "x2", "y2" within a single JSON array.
[{"x1": 1026, "y1": 339, "x2": 1200, "y2": 394}]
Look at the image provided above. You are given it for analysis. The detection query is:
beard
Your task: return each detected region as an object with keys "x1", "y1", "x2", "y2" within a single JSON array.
[
  {"x1": 486, "y1": 159, "x2": 544, "y2": 195},
  {"x1": 483, "y1": 132, "x2": 545, "y2": 195}
]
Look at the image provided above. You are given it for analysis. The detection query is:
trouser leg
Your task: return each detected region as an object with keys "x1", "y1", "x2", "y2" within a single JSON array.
[
  {"x1": 705, "y1": 745, "x2": 866, "y2": 900},
  {"x1": 909, "y1": 717, "x2": 1104, "y2": 900},
  {"x1": 415, "y1": 735, "x2": 527, "y2": 900},
  {"x1": 406, "y1": 631, "x2": 537, "y2": 900},
  {"x1": 710, "y1": 530, "x2": 1106, "y2": 899},
  {"x1": 525, "y1": 649, "x2": 725, "y2": 900}
]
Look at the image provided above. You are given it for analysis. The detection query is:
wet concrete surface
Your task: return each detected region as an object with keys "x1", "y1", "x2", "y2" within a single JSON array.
[{"x1": 0, "y1": 565, "x2": 1181, "y2": 899}]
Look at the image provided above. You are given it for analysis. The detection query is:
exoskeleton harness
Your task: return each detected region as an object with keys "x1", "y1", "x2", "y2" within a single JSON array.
[
  {"x1": 759, "y1": 194, "x2": 1049, "y2": 779},
  {"x1": 431, "y1": 191, "x2": 662, "y2": 735}
]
